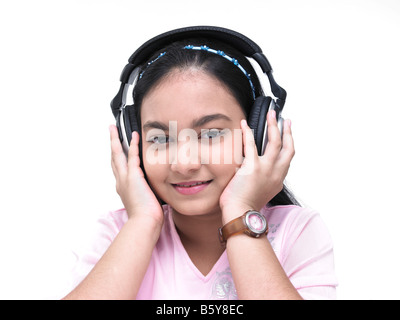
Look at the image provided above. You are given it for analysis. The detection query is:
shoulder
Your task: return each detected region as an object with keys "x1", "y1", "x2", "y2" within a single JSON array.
[
  {"x1": 262, "y1": 204, "x2": 331, "y2": 240},
  {"x1": 104, "y1": 205, "x2": 171, "y2": 234},
  {"x1": 261, "y1": 205, "x2": 334, "y2": 259},
  {"x1": 103, "y1": 208, "x2": 128, "y2": 231},
  {"x1": 262, "y1": 206, "x2": 337, "y2": 298},
  {"x1": 262, "y1": 205, "x2": 319, "y2": 231}
]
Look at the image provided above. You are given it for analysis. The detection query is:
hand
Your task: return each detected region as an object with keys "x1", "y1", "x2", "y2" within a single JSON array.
[
  {"x1": 109, "y1": 125, "x2": 164, "y2": 226},
  {"x1": 219, "y1": 110, "x2": 295, "y2": 223}
]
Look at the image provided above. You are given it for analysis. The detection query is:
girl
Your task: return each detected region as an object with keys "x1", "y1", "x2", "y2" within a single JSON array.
[{"x1": 65, "y1": 27, "x2": 337, "y2": 300}]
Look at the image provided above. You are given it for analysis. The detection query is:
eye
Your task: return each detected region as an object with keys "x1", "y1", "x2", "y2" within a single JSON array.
[
  {"x1": 200, "y1": 129, "x2": 225, "y2": 140},
  {"x1": 147, "y1": 135, "x2": 169, "y2": 144}
]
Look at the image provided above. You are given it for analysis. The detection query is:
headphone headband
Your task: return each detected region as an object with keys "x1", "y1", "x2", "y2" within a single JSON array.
[
  {"x1": 111, "y1": 26, "x2": 286, "y2": 117},
  {"x1": 128, "y1": 26, "x2": 272, "y2": 78},
  {"x1": 128, "y1": 26, "x2": 264, "y2": 67}
]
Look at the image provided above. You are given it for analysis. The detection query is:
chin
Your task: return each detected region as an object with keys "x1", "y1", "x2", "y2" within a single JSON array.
[{"x1": 167, "y1": 199, "x2": 221, "y2": 217}]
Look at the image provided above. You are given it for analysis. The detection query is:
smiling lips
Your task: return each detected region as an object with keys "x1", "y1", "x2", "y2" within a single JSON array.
[{"x1": 172, "y1": 180, "x2": 212, "y2": 195}]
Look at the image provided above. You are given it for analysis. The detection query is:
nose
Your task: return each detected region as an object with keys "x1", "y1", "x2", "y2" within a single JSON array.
[{"x1": 169, "y1": 137, "x2": 202, "y2": 175}]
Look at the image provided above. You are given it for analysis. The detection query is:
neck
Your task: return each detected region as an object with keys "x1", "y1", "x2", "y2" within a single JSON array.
[
  {"x1": 172, "y1": 208, "x2": 223, "y2": 247},
  {"x1": 171, "y1": 207, "x2": 225, "y2": 275}
]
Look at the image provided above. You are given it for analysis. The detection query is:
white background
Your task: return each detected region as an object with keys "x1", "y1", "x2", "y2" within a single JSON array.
[{"x1": 0, "y1": 0, "x2": 399, "y2": 299}]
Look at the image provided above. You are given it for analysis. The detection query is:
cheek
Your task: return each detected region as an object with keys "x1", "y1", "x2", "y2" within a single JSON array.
[
  {"x1": 205, "y1": 138, "x2": 242, "y2": 185},
  {"x1": 207, "y1": 161, "x2": 240, "y2": 195},
  {"x1": 142, "y1": 144, "x2": 169, "y2": 184},
  {"x1": 201, "y1": 131, "x2": 243, "y2": 166},
  {"x1": 143, "y1": 162, "x2": 170, "y2": 201}
]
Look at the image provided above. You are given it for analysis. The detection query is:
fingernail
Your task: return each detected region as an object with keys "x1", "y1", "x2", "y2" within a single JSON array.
[{"x1": 269, "y1": 110, "x2": 276, "y2": 120}]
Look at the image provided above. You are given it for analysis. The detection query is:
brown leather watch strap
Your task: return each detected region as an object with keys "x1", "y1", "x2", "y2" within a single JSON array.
[
  {"x1": 218, "y1": 210, "x2": 268, "y2": 245},
  {"x1": 219, "y1": 215, "x2": 246, "y2": 243}
]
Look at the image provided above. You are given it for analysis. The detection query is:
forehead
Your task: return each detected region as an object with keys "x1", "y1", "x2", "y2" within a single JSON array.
[{"x1": 140, "y1": 69, "x2": 245, "y2": 124}]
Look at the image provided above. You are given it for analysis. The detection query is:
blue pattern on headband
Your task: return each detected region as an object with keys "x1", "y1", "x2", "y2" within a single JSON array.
[
  {"x1": 138, "y1": 45, "x2": 256, "y2": 100},
  {"x1": 139, "y1": 51, "x2": 166, "y2": 79},
  {"x1": 184, "y1": 45, "x2": 256, "y2": 100}
]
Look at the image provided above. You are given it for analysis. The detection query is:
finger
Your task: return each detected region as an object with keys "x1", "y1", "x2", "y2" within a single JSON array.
[
  {"x1": 110, "y1": 158, "x2": 117, "y2": 177},
  {"x1": 240, "y1": 119, "x2": 258, "y2": 159},
  {"x1": 263, "y1": 110, "x2": 281, "y2": 162},
  {"x1": 127, "y1": 131, "x2": 142, "y2": 169},
  {"x1": 278, "y1": 119, "x2": 295, "y2": 162},
  {"x1": 109, "y1": 125, "x2": 127, "y2": 176}
]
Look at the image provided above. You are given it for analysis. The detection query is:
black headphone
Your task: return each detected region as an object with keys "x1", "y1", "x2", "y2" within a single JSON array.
[{"x1": 110, "y1": 26, "x2": 286, "y2": 157}]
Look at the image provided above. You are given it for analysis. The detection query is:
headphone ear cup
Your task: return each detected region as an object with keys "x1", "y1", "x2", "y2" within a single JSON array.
[
  {"x1": 122, "y1": 105, "x2": 161, "y2": 203},
  {"x1": 125, "y1": 104, "x2": 140, "y2": 133},
  {"x1": 117, "y1": 105, "x2": 139, "y2": 156},
  {"x1": 248, "y1": 96, "x2": 271, "y2": 155}
]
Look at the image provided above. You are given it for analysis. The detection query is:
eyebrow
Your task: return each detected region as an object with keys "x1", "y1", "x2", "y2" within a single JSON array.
[
  {"x1": 142, "y1": 113, "x2": 232, "y2": 132},
  {"x1": 192, "y1": 113, "x2": 232, "y2": 128},
  {"x1": 142, "y1": 121, "x2": 169, "y2": 132}
]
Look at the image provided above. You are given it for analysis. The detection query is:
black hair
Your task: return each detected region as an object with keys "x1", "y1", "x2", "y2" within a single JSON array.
[
  {"x1": 134, "y1": 38, "x2": 262, "y2": 115},
  {"x1": 132, "y1": 39, "x2": 300, "y2": 207}
]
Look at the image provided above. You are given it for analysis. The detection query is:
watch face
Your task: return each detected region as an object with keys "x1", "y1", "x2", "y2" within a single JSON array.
[{"x1": 245, "y1": 211, "x2": 267, "y2": 234}]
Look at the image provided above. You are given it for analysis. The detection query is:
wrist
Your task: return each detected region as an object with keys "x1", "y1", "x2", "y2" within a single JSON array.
[
  {"x1": 127, "y1": 213, "x2": 164, "y2": 242},
  {"x1": 219, "y1": 209, "x2": 269, "y2": 244},
  {"x1": 221, "y1": 204, "x2": 253, "y2": 225},
  {"x1": 126, "y1": 204, "x2": 164, "y2": 225}
]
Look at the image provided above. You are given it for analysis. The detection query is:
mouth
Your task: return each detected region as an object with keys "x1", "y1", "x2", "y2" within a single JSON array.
[{"x1": 171, "y1": 180, "x2": 213, "y2": 195}]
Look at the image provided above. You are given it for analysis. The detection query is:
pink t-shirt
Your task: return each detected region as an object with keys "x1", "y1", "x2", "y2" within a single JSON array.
[{"x1": 72, "y1": 205, "x2": 337, "y2": 300}]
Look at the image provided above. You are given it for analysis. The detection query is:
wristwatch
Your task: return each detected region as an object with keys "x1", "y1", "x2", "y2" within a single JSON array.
[{"x1": 218, "y1": 210, "x2": 268, "y2": 244}]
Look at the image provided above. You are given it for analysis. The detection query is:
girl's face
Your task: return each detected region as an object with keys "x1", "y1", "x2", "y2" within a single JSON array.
[{"x1": 141, "y1": 69, "x2": 246, "y2": 216}]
